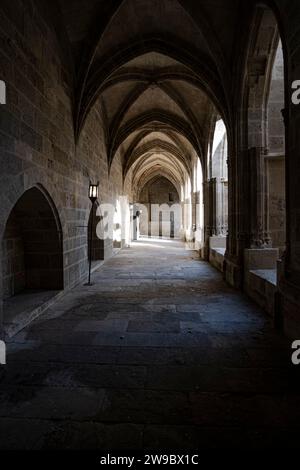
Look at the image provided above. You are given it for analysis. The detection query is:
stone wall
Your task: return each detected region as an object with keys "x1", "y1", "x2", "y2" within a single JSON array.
[
  {"x1": 138, "y1": 177, "x2": 180, "y2": 237},
  {"x1": 0, "y1": 0, "x2": 126, "y2": 310},
  {"x1": 2, "y1": 211, "x2": 25, "y2": 299},
  {"x1": 2, "y1": 186, "x2": 64, "y2": 298}
]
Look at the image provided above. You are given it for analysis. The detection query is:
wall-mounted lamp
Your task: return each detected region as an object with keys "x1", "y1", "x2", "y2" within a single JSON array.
[
  {"x1": 89, "y1": 182, "x2": 99, "y2": 203},
  {"x1": 85, "y1": 181, "x2": 99, "y2": 286}
]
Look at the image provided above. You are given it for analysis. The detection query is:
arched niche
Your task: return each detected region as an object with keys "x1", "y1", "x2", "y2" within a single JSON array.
[{"x1": 1, "y1": 186, "x2": 63, "y2": 300}]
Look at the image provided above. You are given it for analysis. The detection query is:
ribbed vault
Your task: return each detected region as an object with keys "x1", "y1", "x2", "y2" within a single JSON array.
[{"x1": 58, "y1": 0, "x2": 238, "y2": 199}]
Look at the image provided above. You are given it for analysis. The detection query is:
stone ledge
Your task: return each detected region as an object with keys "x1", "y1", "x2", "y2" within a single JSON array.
[
  {"x1": 209, "y1": 236, "x2": 226, "y2": 273},
  {"x1": 3, "y1": 247, "x2": 124, "y2": 339},
  {"x1": 250, "y1": 269, "x2": 277, "y2": 286},
  {"x1": 244, "y1": 248, "x2": 279, "y2": 271},
  {"x1": 244, "y1": 249, "x2": 280, "y2": 318},
  {"x1": 3, "y1": 289, "x2": 64, "y2": 339},
  {"x1": 245, "y1": 269, "x2": 278, "y2": 318},
  {"x1": 209, "y1": 247, "x2": 225, "y2": 273}
]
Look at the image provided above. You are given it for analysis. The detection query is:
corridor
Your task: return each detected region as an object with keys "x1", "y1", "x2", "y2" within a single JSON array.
[{"x1": 0, "y1": 239, "x2": 298, "y2": 450}]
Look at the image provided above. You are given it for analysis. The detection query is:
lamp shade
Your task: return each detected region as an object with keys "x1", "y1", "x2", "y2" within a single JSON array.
[{"x1": 89, "y1": 182, "x2": 99, "y2": 201}]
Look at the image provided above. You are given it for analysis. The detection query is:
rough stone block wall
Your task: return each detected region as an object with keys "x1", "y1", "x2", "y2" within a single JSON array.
[
  {"x1": 2, "y1": 186, "x2": 63, "y2": 295},
  {"x1": 139, "y1": 176, "x2": 179, "y2": 204},
  {"x1": 2, "y1": 213, "x2": 25, "y2": 299},
  {"x1": 138, "y1": 177, "x2": 180, "y2": 237},
  {"x1": 0, "y1": 0, "x2": 126, "y2": 308}
]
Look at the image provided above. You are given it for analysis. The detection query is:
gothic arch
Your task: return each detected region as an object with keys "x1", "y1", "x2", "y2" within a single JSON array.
[{"x1": 1, "y1": 185, "x2": 64, "y2": 306}]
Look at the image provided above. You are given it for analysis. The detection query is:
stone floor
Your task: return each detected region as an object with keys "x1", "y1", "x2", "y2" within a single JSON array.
[
  {"x1": 0, "y1": 238, "x2": 299, "y2": 450},
  {"x1": 3, "y1": 289, "x2": 63, "y2": 338}
]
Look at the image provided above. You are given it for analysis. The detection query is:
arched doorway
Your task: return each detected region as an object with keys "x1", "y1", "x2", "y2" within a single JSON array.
[
  {"x1": 207, "y1": 118, "x2": 228, "y2": 271},
  {"x1": 1, "y1": 186, "x2": 64, "y2": 333},
  {"x1": 246, "y1": 6, "x2": 286, "y2": 253},
  {"x1": 2, "y1": 187, "x2": 63, "y2": 299},
  {"x1": 242, "y1": 5, "x2": 287, "y2": 317},
  {"x1": 208, "y1": 118, "x2": 228, "y2": 238},
  {"x1": 138, "y1": 175, "x2": 180, "y2": 238}
]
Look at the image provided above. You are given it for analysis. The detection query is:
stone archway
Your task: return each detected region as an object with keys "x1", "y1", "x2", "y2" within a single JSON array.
[
  {"x1": 240, "y1": 4, "x2": 287, "y2": 318},
  {"x1": 1, "y1": 186, "x2": 64, "y2": 333},
  {"x1": 245, "y1": 6, "x2": 286, "y2": 252},
  {"x1": 2, "y1": 186, "x2": 63, "y2": 299},
  {"x1": 138, "y1": 176, "x2": 180, "y2": 239}
]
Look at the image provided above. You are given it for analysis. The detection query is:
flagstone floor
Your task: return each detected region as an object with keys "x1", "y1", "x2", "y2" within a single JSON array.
[{"x1": 0, "y1": 238, "x2": 299, "y2": 450}]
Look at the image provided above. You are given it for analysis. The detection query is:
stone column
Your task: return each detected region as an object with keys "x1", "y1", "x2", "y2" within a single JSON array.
[
  {"x1": 191, "y1": 191, "x2": 197, "y2": 243},
  {"x1": 224, "y1": 139, "x2": 245, "y2": 288},
  {"x1": 208, "y1": 178, "x2": 217, "y2": 235},
  {"x1": 214, "y1": 177, "x2": 228, "y2": 236},
  {"x1": 248, "y1": 147, "x2": 272, "y2": 248},
  {"x1": 220, "y1": 178, "x2": 228, "y2": 235},
  {"x1": 203, "y1": 180, "x2": 211, "y2": 260}
]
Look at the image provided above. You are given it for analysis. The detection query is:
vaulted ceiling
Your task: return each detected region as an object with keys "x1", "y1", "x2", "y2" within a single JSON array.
[{"x1": 55, "y1": 0, "x2": 257, "y2": 186}]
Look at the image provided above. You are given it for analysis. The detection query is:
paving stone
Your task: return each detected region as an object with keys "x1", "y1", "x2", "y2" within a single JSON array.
[
  {"x1": 0, "y1": 238, "x2": 296, "y2": 450},
  {"x1": 98, "y1": 389, "x2": 191, "y2": 424},
  {"x1": 127, "y1": 320, "x2": 180, "y2": 333},
  {"x1": 7, "y1": 343, "x2": 120, "y2": 365},
  {"x1": 0, "y1": 386, "x2": 105, "y2": 420}
]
